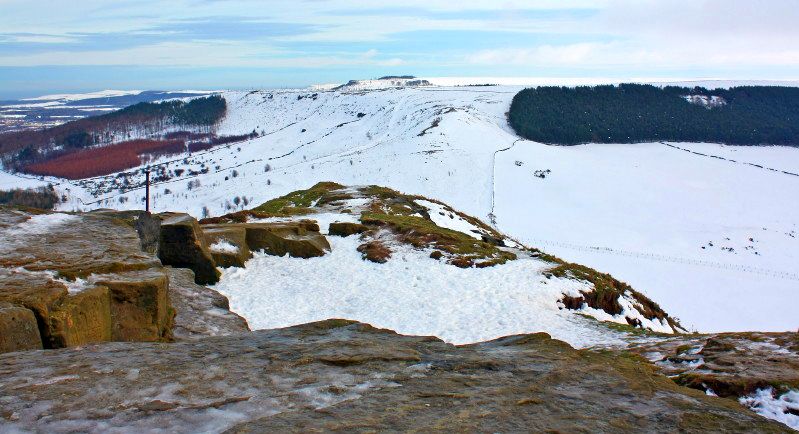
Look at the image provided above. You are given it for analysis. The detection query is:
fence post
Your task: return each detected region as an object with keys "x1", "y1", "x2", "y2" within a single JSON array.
[{"x1": 145, "y1": 168, "x2": 150, "y2": 213}]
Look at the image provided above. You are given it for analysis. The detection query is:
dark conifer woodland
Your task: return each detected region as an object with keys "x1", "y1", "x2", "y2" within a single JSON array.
[{"x1": 509, "y1": 84, "x2": 799, "y2": 146}]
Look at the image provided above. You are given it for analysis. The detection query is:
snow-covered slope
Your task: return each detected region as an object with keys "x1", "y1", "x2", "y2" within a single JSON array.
[
  {"x1": 4, "y1": 82, "x2": 798, "y2": 334},
  {"x1": 494, "y1": 141, "x2": 799, "y2": 333}
]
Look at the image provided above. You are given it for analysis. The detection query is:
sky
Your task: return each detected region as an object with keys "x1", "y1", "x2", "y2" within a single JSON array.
[{"x1": 0, "y1": 0, "x2": 798, "y2": 98}]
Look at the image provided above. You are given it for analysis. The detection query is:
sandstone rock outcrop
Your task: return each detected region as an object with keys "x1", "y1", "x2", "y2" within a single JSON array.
[
  {"x1": 203, "y1": 220, "x2": 330, "y2": 259},
  {"x1": 158, "y1": 213, "x2": 220, "y2": 284},
  {"x1": 91, "y1": 269, "x2": 173, "y2": 342},
  {"x1": 630, "y1": 331, "x2": 799, "y2": 399},
  {"x1": 91, "y1": 209, "x2": 162, "y2": 255},
  {"x1": 0, "y1": 207, "x2": 174, "y2": 352},
  {"x1": 48, "y1": 285, "x2": 113, "y2": 347},
  {"x1": 0, "y1": 302, "x2": 42, "y2": 353},
  {"x1": 202, "y1": 225, "x2": 251, "y2": 268},
  {"x1": 328, "y1": 221, "x2": 368, "y2": 237},
  {"x1": 0, "y1": 320, "x2": 786, "y2": 433}
]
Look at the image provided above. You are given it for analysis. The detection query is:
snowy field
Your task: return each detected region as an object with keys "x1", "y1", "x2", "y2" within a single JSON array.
[
  {"x1": 494, "y1": 141, "x2": 799, "y2": 333},
  {"x1": 3, "y1": 79, "x2": 798, "y2": 334}
]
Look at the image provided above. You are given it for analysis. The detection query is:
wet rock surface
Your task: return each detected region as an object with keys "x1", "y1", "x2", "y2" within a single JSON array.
[
  {"x1": 0, "y1": 320, "x2": 787, "y2": 433},
  {"x1": 630, "y1": 331, "x2": 799, "y2": 398},
  {"x1": 90, "y1": 209, "x2": 162, "y2": 256},
  {"x1": 167, "y1": 267, "x2": 249, "y2": 339},
  {"x1": 0, "y1": 208, "x2": 161, "y2": 277}
]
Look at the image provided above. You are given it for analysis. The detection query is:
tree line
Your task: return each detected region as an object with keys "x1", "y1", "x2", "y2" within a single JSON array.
[{"x1": 508, "y1": 84, "x2": 799, "y2": 146}]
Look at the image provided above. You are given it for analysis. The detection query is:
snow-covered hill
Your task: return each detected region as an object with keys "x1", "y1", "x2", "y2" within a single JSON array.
[{"x1": 4, "y1": 81, "x2": 799, "y2": 334}]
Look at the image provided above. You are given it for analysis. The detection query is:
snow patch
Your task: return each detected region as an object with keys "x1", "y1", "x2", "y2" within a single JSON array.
[
  {"x1": 213, "y1": 235, "x2": 625, "y2": 348},
  {"x1": 22, "y1": 89, "x2": 143, "y2": 102},
  {"x1": 416, "y1": 199, "x2": 483, "y2": 239},
  {"x1": 210, "y1": 240, "x2": 239, "y2": 255},
  {"x1": 683, "y1": 94, "x2": 727, "y2": 108},
  {"x1": 33, "y1": 375, "x2": 80, "y2": 386},
  {"x1": 739, "y1": 388, "x2": 799, "y2": 430},
  {"x1": 55, "y1": 277, "x2": 91, "y2": 294},
  {"x1": 1, "y1": 213, "x2": 78, "y2": 237}
]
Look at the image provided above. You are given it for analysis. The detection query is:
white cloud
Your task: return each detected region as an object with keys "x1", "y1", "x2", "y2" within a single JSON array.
[
  {"x1": 467, "y1": 42, "x2": 799, "y2": 69},
  {"x1": 379, "y1": 58, "x2": 405, "y2": 67},
  {"x1": 0, "y1": 0, "x2": 796, "y2": 76}
]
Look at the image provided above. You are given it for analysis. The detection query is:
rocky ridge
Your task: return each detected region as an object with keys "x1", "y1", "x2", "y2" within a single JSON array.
[{"x1": 202, "y1": 182, "x2": 683, "y2": 334}]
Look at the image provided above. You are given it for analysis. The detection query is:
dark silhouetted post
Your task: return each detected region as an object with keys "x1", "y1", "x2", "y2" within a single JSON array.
[{"x1": 145, "y1": 169, "x2": 151, "y2": 212}]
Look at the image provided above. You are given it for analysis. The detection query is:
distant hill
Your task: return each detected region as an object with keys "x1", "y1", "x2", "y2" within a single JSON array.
[
  {"x1": 0, "y1": 95, "x2": 234, "y2": 178},
  {"x1": 509, "y1": 84, "x2": 799, "y2": 146},
  {"x1": 0, "y1": 90, "x2": 213, "y2": 134}
]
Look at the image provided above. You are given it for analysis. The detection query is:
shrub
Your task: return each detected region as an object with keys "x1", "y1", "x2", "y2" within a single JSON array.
[{"x1": 0, "y1": 186, "x2": 60, "y2": 210}]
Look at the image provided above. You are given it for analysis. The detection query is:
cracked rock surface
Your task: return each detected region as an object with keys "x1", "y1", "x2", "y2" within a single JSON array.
[{"x1": 0, "y1": 320, "x2": 788, "y2": 433}]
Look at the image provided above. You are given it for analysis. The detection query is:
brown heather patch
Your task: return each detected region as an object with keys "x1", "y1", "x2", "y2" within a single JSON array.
[
  {"x1": 357, "y1": 241, "x2": 392, "y2": 264},
  {"x1": 547, "y1": 262, "x2": 681, "y2": 331}
]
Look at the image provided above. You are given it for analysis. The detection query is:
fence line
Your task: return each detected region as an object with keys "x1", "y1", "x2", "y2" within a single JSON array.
[{"x1": 529, "y1": 238, "x2": 799, "y2": 281}]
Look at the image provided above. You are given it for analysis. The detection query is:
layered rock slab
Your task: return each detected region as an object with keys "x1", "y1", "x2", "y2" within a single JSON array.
[
  {"x1": 202, "y1": 220, "x2": 330, "y2": 259},
  {"x1": 0, "y1": 207, "x2": 174, "y2": 352},
  {"x1": 0, "y1": 320, "x2": 787, "y2": 433},
  {"x1": 167, "y1": 267, "x2": 249, "y2": 339}
]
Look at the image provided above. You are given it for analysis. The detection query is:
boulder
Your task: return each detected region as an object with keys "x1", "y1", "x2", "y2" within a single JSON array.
[
  {"x1": 329, "y1": 222, "x2": 368, "y2": 237},
  {"x1": 48, "y1": 285, "x2": 112, "y2": 348},
  {"x1": 0, "y1": 269, "x2": 113, "y2": 349},
  {"x1": 0, "y1": 303, "x2": 42, "y2": 353},
  {"x1": 0, "y1": 268, "x2": 70, "y2": 349},
  {"x1": 202, "y1": 225, "x2": 251, "y2": 268},
  {"x1": 91, "y1": 270, "x2": 174, "y2": 342},
  {"x1": 240, "y1": 222, "x2": 330, "y2": 258},
  {"x1": 158, "y1": 213, "x2": 220, "y2": 284}
]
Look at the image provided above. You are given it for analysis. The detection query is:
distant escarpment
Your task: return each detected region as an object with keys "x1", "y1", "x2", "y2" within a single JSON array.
[{"x1": 509, "y1": 84, "x2": 799, "y2": 146}]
